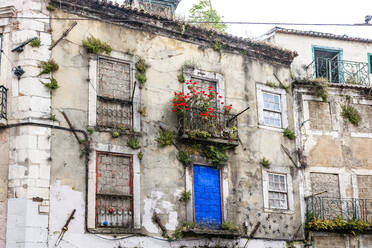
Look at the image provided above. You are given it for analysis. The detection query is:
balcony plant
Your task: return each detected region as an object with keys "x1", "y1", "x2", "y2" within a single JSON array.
[{"x1": 172, "y1": 80, "x2": 236, "y2": 139}]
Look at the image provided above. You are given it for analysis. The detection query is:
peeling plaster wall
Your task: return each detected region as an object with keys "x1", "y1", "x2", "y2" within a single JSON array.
[{"x1": 45, "y1": 8, "x2": 302, "y2": 247}]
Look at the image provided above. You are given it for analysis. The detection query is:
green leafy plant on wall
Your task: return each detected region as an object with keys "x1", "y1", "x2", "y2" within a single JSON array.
[
  {"x1": 42, "y1": 77, "x2": 59, "y2": 90},
  {"x1": 221, "y1": 221, "x2": 239, "y2": 231},
  {"x1": 46, "y1": 3, "x2": 56, "y2": 11},
  {"x1": 135, "y1": 58, "x2": 148, "y2": 88},
  {"x1": 157, "y1": 129, "x2": 175, "y2": 147},
  {"x1": 127, "y1": 136, "x2": 141, "y2": 149},
  {"x1": 266, "y1": 81, "x2": 276, "y2": 88},
  {"x1": 177, "y1": 150, "x2": 191, "y2": 166},
  {"x1": 283, "y1": 128, "x2": 296, "y2": 140},
  {"x1": 311, "y1": 78, "x2": 329, "y2": 102},
  {"x1": 82, "y1": 36, "x2": 112, "y2": 55},
  {"x1": 137, "y1": 151, "x2": 143, "y2": 160},
  {"x1": 177, "y1": 73, "x2": 185, "y2": 83},
  {"x1": 260, "y1": 157, "x2": 271, "y2": 168},
  {"x1": 306, "y1": 217, "x2": 370, "y2": 236},
  {"x1": 342, "y1": 104, "x2": 361, "y2": 126},
  {"x1": 112, "y1": 131, "x2": 120, "y2": 138},
  {"x1": 211, "y1": 41, "x2": 225, "y2": 62},
  {"x1": 39, "y1": 59, "x2": 59, "y2": 75},
  {"x1": 179, "y1": 191, "x2": 191, "y2": 203},
  {"x1": 29, "y1": 38, "x2": 41, "y2": 48},
  {"x1": 203, "y1": 145, "x2": 228, "y2": 167},
  {"x1": 87, "y1": 128, "x2": 94, "y2": 135}
]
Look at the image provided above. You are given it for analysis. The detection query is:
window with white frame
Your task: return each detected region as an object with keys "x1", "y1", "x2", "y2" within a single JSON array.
[
  {"x1": 268, "y1": 173, "x2": 288, "y2": 209},
  {"x1": 262, "y1": 168, "x2": 294, "y2": 212},
  {"x1": 263, "y1": 92, "x2": 282, "y2": 128},
  {"x1": 256, "y1": 84, "x2": 288, "y2": 129}
]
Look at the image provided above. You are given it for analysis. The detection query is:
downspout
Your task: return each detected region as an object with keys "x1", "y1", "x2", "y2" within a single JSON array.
[{"x1": 0, "y1": 122, "x2": 91, "y2": 233}]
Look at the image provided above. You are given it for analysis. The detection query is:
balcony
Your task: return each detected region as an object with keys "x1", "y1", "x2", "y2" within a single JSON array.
[
  {"x1": 306, "y1": 196, "x2": 372, "y2": 223},
  {"x1": 178, "y1": 107, "x2": 239, "y2": 147},
  {"x1": 306, "y1": 58, "x2": 370, "y2": 86},
  {"x1": 0, "y1": 85, "x2": 7, "y2": 121}
]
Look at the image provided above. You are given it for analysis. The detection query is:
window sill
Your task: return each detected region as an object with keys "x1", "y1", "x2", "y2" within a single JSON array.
[
  {"x1": 258, "y1": 125, "x2": 285, "y2": 132},
  {"x1": 264, "y1": 208, "x2": 294, "y2": 215},
  {"x1": 182, "y1": 227, "x2": 240, "y2": 239},
  {"x1": 87, "y1": 227, "x2": 141, "y2": 235}
]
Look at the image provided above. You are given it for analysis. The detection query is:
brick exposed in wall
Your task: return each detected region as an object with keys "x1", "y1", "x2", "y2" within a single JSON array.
[
  {"x1": 308, "y1": 101, "x2": 332, "y2": 130},
  {"x1": 310, "y1": 173, "x2": 340, "y2": 198}
]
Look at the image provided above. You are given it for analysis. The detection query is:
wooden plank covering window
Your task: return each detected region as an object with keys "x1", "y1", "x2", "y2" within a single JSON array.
[{"x1": 96, "y1": 152, "x2": 133, "y2": 228}]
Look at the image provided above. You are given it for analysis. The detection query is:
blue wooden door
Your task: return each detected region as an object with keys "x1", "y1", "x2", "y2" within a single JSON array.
[{"x1": 193, "y1": 165, "x2": 222, "y2": 228}]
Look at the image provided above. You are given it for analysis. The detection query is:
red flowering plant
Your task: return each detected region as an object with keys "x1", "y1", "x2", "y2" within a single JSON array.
[{"x1": 172, "y1": 80, "x2": 234, "y2": 138}]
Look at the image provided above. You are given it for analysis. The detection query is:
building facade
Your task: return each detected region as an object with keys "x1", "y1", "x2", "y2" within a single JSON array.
[{"x1": 265, "y1": 27, "x2": 372, "y2": 247}]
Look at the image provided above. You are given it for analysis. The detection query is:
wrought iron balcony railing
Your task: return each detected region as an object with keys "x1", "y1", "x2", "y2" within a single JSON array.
[
  {"x1": 0, "y1": 85, "x2": 7, "y2": 120},
  {"x1": 178, "y1": 107, "x2": 238, "y2": 142},
  {"x1": 306, "y1": 196, "x2": 372, "y2": 223},
  {"x1": 306, "y1": 58, "x2": 370, "y2": 86}
]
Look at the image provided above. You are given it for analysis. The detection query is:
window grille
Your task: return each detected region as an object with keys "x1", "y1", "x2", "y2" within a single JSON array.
[{"x1": 96, "y1": 152, "x2": 133, "y2": 228}]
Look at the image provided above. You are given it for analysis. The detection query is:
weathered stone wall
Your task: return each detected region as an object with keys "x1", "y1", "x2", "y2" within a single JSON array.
[{"x1": 45, "y1": 7, "x2": 302, "y2": 247}]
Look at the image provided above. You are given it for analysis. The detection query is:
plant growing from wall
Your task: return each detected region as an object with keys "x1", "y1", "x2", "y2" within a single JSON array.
[
  {"x1": 221, "y1": 221, "x2": 239, "y2": 231},
  {"x1": 203, "y1": 145, "x2": 228, "y2": 167},
  {"x1": 127, "y1": 136, "x2": 141, "y2": 149},
  {"x1": 46, "y1": 3, "x2": 56, "y2": 11},
  {"x1": 177, "y1": 73, "x2": 185, "y2": 83},
  {"x1": 29, "y1": 38, "x2": 41, "y2": 48},
  {"x1": 177, "y1": 150, "x2": 191, "y2": 166},
  {"x1": 266, "y1": 81, "x2": 276, "y2": 88},
  {"x1": 42, "y1": 77, "x2": 59, "y2": 90},
  {"x1": 87, "y1": 128, "x2": 94, "y2": 135},
  {"x1": 283, "y1": 128, "x2": 296, "y2": 140},
  {"x1": 82, "y1": 36, "x2": 112, "y2": 55},
  {"x1": 156, "y1": 129, "x2": 175, "y2": 147},
  {"x1": 280, "y1": 82, "x2": 291, "y2": 93},
  {"x1": 342, "y1": 104, "x2": 361, "y2": 126},
  {"x1": 311, "y1": 78, "x2": 329, "y2": 102},
  {"x1": 112, "y1": 131, "x2": 120, "y2": 138},
  {"x1": 179, "y1": 191, "x2": 191, "y2": 203},
  {"x1": 50, "y1": 114, "x2": 57, "y2": 121},
  {"x1": 39, "y1": 59, "x2": 59, "y2": 75},
  {"x1": 135, "y1": 58, "x2": 148, "y2": 88},
  {"x1": 260, "y1": 157, "x2": 271, "y2": 168},
  {"x1": 306, "y1": 217, "x2": 370, "y2": 236},
  {"x1": 211, "y1": 41, "x2": 225, "y2": 62},
  {"x1": 138, "y1": 151, "x2": 143, "y2": 160}
]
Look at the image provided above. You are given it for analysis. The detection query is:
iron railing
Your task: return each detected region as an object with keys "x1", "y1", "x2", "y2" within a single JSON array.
[
  {"x1": 0, "y1": 85, "x2": 7, "y2": 120},
  {"x1": 306, "y1": 58, "x2": 370, "y2": 86},
  {"x1": 96, "y1": 194, "x2": 133, "y2": 228},
  {"x1": 179, "y1": 107, "x2": 238, "y2": 140},
  {"x1": 306, "y1": 196, "x2": 372, "y2": 223}
]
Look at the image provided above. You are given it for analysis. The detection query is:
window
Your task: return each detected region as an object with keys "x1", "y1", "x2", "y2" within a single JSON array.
[
  {"x1": 268, "y1": 173, "x2": 288, "y2": 209},
  {"x1": 96, "y1": 152, "x2": 133, "y2": 228},
  {"x1": 368, "y1": 53, "x2": 372, "y2": 74},
  {"x1": 256, "y1": 84, "x2": 287, "y2": 130},
  {"x1": 313, "y1": 47, "x2": 342, "y2": 83},
  {"x1": 88, "y1": 53, "x2": 140, "y2": 131},
  {"x1": 96, "y1": 58, "x2": 133, "y2": 129},
  {"x1": 262, "y1": 168, "x2": 294, "y2": 212},
  {"x1": 263, "y1": 92, "x2": 281, "y2": 128}
]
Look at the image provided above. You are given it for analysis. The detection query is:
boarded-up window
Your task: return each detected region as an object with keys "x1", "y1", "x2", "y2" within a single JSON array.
[
  {"x1": 310, "y1": 173, "x2": 340, "y2": 198},
  {"x1": 96, "y1": 58, "x2": 132, "y2": 129},
  {"x1": 96, "y1": 152, "x2": 133, "y2": 228},
  {"x1": 308, "y1": 101, "x2": 332, "y2": 130}
]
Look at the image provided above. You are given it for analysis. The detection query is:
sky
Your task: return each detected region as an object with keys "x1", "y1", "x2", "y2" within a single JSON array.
[{"x1": 114, "y1": 0, "x2": 372, "y2": 39}]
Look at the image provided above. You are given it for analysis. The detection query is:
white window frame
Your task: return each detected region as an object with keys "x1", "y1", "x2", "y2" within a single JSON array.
[
  {"x1": 87, "y1": 143, "x2": 141, "y2": 230},
  {"x1": 262, "y1": 167, "x2": 294, "y2": 213},
  {"x1": 256, "y1": 83, "x2": 288, "y2": 131},
  {"x1": 183, "y1": 68, "x2": 225, "y2": 113},
  {"x1": 88, "y1": 51, "x2": 141, "y2": 131},
  {"x1": 267, "y1": 173, "x2": 288, "y2": 209}
]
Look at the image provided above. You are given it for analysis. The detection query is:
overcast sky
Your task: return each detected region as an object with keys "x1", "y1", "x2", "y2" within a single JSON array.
[{"x1": 114, "y1": 0, "x2": 371, "y2": 39}]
